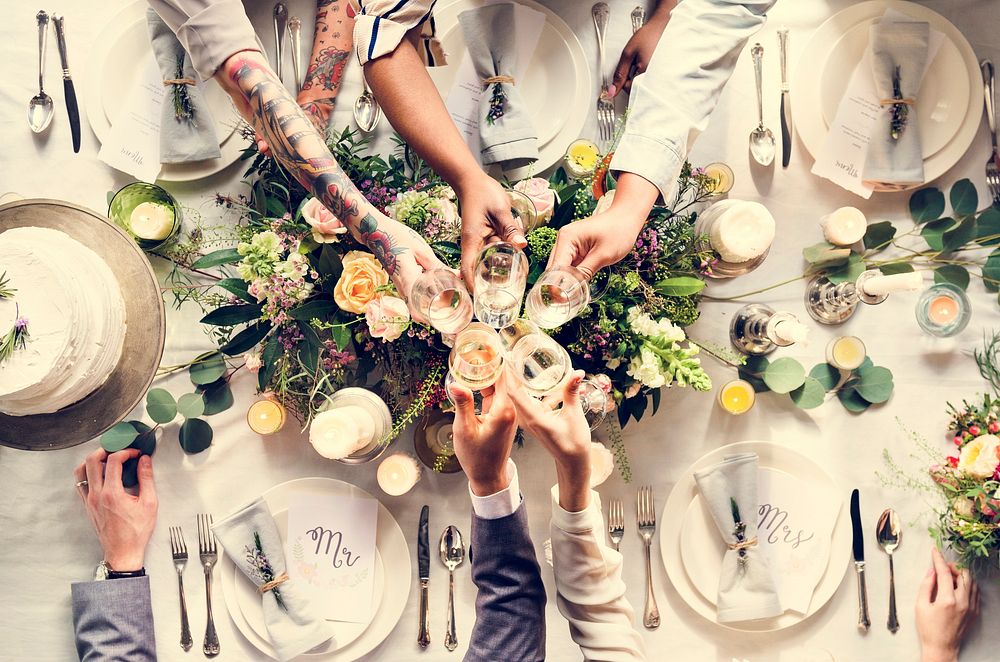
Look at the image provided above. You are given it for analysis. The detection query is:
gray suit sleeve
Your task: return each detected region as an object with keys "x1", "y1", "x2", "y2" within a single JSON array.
[
  {"x1": 71, "y1": 577, "x2": 157, "y2": 661},
  {"x1": 465, "y1": 503, "x2": 546, "y2": 662}
]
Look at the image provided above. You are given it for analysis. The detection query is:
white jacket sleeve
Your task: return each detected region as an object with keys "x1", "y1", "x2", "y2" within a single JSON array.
[{"x1": 549, "y1": 486, "x2": 646, "y2": 661}]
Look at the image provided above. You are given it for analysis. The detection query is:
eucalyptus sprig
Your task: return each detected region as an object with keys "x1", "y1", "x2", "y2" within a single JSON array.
[{"x1": 974, "y1": 330, "x2": 1000, "y2": 394}]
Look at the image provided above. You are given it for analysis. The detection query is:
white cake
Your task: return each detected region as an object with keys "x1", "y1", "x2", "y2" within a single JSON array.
[{"x1": 0, "y1": 227, "x2": 127, "y2": 416}]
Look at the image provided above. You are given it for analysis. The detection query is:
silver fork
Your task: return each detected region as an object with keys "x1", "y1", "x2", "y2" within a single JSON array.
[
  {"x1": 637, "y1": 486, "x2": 661, "y2": 629},
  {"x1": 198, "y1": 514, "x2": 220, "y2": 657},
  {"x1": 631, "y1": 6, "x2": 646, "y2": 34},
  {"x1": 169, "y1": 526, "x2": 193, "y2": 651},
  {"x1": 608, "y1": 498, "x2": 624, "y2": 551},
  {"x1": 982, "y1": 59, "x2": 999, "y2": 205},
  {"x1": 592, "y1": 3, "x2": 615, "y2": 146}
]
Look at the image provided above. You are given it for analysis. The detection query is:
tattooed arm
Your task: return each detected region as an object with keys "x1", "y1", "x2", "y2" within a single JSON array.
[
  {"x1": 297, "y1": 0, "x2": 354, "y2": 134},
  {"x1": 215, "y1": 50, "x2": 442, "y2": 300}
]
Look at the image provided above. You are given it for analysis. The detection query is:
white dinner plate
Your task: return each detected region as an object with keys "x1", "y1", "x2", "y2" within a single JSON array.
[
  {"x1": 429, "y1": 0, "x2": 592, "y2": 172},
  {"x1": 83, "y1": 1, "x2": 247, "y2": 183},
  {"x1": 220, "y1": 478, "x2": 410, "y2": 661},
  {"x1": 793, "y1": 0, "x2": 982, "y2": 189},
  {"x1": 660, "y1": 441, "x2": 851, "y2": 632}
]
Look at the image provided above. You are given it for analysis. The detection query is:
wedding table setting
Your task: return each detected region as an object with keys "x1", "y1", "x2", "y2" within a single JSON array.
[{"x1": 2, "y1": 0, "x2": 1000, "y2": 660}]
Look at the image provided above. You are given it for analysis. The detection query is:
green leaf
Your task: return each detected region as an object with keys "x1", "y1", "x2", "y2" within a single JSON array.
[
  {"x1": 216, "y1": 278, "x2": 253, "y2": 302},
  {"x1": 983, "y1": 249, "x2": 1000, "y2": 293},
  {"x1": 949, "y1": 178, "x2": 978, "y2": 217},
  {"x1": 189, "y1": 352, "x2": 227, "y2": 385},
  {"x1": 430, "y1": 241, "x2": 462, "y2": 259},
  {"x1": 863, "y1": 221, "x2": 897, "y2": 250},
  {"x1": 549, "y1": 167, "x2": 568, "y2": 186},
  {"x1": 809, "y1": 363, "x2": 841, "y2": 390},
  {"x1": 737, "y1": 355, "x2": 771, "y2": 392},
  {"x1": 331, "y1": 324, "x2": 353, "y2": 352},
  {"x1": 200, "y1": 381, "x2": 234, "y2": 416},
  {"x1": 826, "y1": 253, "x2": 866, "y2": 284},
  {"x1": 879, "y1": 262, "x2": 915, "y2": 275},
  {"x1": 654, "y1": 277, "x2": 706, "y2": 297},
  {"x1": 317, "y1": 244, "x2": 343, "y2": 281},
  {"x1": 790, "y1": 376, "x2": 826, "y2": 409},
  {"x1": 763, "y1": 357, "x2": 806, "y2": 394},
  {"x1": 178, "y1": 418, "x2": 213, "y2": 454},
  {"x1": 976, "y1": 208, "x2": 1000, "y2": 246},
  {"x1": 220, "y1": 322, "x2": 272, "y2": 356},
  {"x1": 856, "y1": 365, "x2": 894, "y2": 404},
  {"x1": 651, "y1": 388, "x2": 662, "y2": 416},
  {"x1": 838, "y1": 388, "x2": 871, "y2": 413},
  {"x1": 942, "y1": 216, "x2": 977, "y2": 252},
  {"x1": 550, "y1": 184, "x2": 583, "y2": 229},
  {"x1": 200, "y1": 304, "x2": 262, "y2": 326},
  {"x1": 909, "y1": 187, "x2": 945, "y2": 223},
  {"x1": 177, "y1": 392, "x2": 206, "y2": 419},
  {"x1": 803, "y1": 242, "x2": 851, "y2": 266},
  {"x1": 128, "y1": 422, "x2": 156, "y2": 456},
  {"x1": 145, "y1": 388, "x2": 177, "y2": 424},
  {"x1": 265, "y1": 196, "x2": 286, "y2": 218},
  {"x1": 191, "y1": 248, "x2": 242, "y2": 269},
  {"x1": 934, "y1": 265, "x2": 970, "y2": 290},
  {"x1": 921, "y1": 218, "x2": 954, "y2": 252},
  {"x1": 101, "y1": 422, "x2": 139, "y2": 452},
  {"x1": 259, "y1": 334, "x2": 281, "y2": 391},
  {"x1": 298, "y1": 321, "x2": 321, "y2": 373},
  {"x1": 289, "y1": 298, "x2": 339, "y2": 321}
]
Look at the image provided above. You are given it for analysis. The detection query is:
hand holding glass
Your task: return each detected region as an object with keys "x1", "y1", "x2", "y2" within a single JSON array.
[
  {"x1": 410, "y1": 269, "x2": 474, "y2": 335},
  {"x1": 474, "y1": 242, "x2": 528, "y2": 329},
  {"x1": 525, "y1": 266, "x2": 591, "y2": 329}
]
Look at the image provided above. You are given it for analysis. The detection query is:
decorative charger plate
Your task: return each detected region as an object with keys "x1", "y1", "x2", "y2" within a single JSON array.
[{"x1": 0, "y1": 199, "x2": 165, "y2": 451}]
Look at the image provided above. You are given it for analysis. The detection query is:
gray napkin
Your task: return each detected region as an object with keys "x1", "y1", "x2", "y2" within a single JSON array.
[
  {"x1": 693, "y1": 452, "x2": 782, "y2": 623},
  {"x1": 146, "y1": 8, "x2": 221, "y2": 164},
  {"x1": 862, "y1": 20, "x2": 930, "y2": 187},
  {"x1": 458, "y1": 4, "x2": 539, "y2": 172},
  {"x1": 213, "y1": 498, "x2": 332, "y2": 662}
]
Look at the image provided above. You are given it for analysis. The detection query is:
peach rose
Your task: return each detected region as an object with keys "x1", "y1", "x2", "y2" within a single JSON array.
[
  {"x1": 333, "y1": 251, "x2": 389, "y2": 313},
  {"x1": 957, "y1": 434, "x2": 1000, "y2": 479},
  {"x1": 514, "y1": 177, "x2": 556, "y2": 224},
  {"x1": 301, "y1": 197, "x2": 347, "y2": 244},
  {"x1": 365, "y1": 295, "x2": 410, "y2": 342}
]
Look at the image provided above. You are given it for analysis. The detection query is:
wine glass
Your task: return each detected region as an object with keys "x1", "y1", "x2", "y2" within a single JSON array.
[
  {"x1": 525, "y1": 266, "x2": 591, "y2": 329},
  {"x1": 508, "y1": 189, "x2": 540, "y2": 232},
  {"x1": 410, "y1": 269, "x2": 473, "y2": 335},
  {"x1": 445, "y1": 323, "x2": 505, "y2": 412},
  {"x1": 473, "y1": 242, "x2": 528, "y2": 329}
]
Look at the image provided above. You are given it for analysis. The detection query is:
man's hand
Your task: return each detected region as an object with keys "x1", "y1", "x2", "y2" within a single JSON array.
[
  {"x1": 457, "y1": 174, "x2": 527, "y2": 288},
  {"x1": 450, "y1": 372, "x2": 518, "y2": 497},
  {"x1": 609, "y1": 2, "x2": 675, "y2": 98},
  {"x1": 74, "y1": 449, "x2": 158, "y2": 572},
  {"x1": 917, "y1": 547, "x2": 979, "y2": 662}
]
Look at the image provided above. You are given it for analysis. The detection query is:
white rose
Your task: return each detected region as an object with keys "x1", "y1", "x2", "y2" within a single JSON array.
[
  {"x1": 958, "y1": 434, "x2": 1000, "y2": 479},
  {"x1": 589, "y1": 442, "x2": 615, "y2": 487},
  {"x1": 953, "y1": 497, "x2": 975, "y2": 518},
  {"x1": 364, "y1": 295, "x2": 410, "y2": 342}
]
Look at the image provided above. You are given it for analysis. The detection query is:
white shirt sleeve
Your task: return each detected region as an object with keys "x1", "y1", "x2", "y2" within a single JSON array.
[
  {"x1": 354, "y1": 0, "x2": 446, "y2": 66},
  {"x1": 549, "y1": 486, "x2": 646, "y2": 661},
  {"x1": 469, "y1": 459, "x2": 522, "y2": 520},
  {"x1": 610, "y1": 0, "x2": 776, "y2": 200}
]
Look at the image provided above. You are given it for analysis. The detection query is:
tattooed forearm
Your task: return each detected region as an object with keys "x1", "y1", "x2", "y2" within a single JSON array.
[{"x1": 360, "y1": 214, "x2": 403, "y2": 277}]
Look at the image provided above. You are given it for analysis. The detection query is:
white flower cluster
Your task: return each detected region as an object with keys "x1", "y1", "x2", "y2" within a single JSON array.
[{"x1": 624, "y1": 307, "x2": 711, "y2": 392}]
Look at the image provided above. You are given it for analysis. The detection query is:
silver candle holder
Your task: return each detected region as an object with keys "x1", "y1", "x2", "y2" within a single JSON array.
[
  {"x1": 729, "y1": 304, "x2": 808, "y2": 355},
  {"x1": 804, "y1": 270, "x2": 887, "y2": 325}
]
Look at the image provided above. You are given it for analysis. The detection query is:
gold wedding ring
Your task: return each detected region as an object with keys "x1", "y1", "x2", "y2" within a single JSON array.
[{"x1": 75, "y1": 480, "x2": 88, "y2": 488}]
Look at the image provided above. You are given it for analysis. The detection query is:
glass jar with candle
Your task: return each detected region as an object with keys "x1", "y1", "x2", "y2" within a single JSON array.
[
  {"x1": 694, "y1": 200, "x2": 775, "y2": 278},
  {"x1": 563, "y1": 139, "x2": 601, "y2": 179},
  {"x1": 314, "y1": 387, "x2": 393, "y2": 464},
  {"x1": 717, "y1": 379, "x2": 756, "y2": 415},
  {"x1": 247, "y1": 394, "x2": 287, "y2": 435},
  {"x1": 702, "y1": 162, "x2": 734, "y2": 196},
  {"x1": 108, "y1": 182, "x2": 182, "y2": 251},
  {"x1": 826, "y1": 336, "x2": 867, "y2": 371},
  {"x1": 414, "y1": 410, "x2": 462, "y2": 473},
  {"x1": 915, "y1": 283, "x2": 971, "y2": 338},
  {"x1": 377, "y1": 452, "x2": 422, "y2": 496}
]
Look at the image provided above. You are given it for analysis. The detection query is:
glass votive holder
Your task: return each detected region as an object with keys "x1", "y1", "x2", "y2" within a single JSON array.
[
  {"x1": 247, "y1": 394, "x2": 287, "y2": 435},
  {"x1": 826, "y1": 336, "x2": 866, "y2": 371},
  {"x1": 108, "y1": 182, "x2": 182, "y2": 251},
  {"x1": 717, "y1": 379, "x2": 756, "y2": 415},
  {"x1": 915, "y1": 283, "x2": 971, "y2": 338},
  {"x1": 703, "y1": 162, "x2": 734, "y2": 196},
  {"x1": 414, "y1": 410, "x2": 462, "y2": 473},
  {"x1": 563, "y1": 139, "x2": 601, "y2": 179},
  {"x1": 317, "y1": 387, "x2": 393, "y2": 465}
]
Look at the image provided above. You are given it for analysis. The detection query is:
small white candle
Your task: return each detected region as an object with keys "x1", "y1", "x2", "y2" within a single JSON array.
[
  {"x1": 820, "y1": 207, "x2": 868, "y2": 247},
  {"x1": 709, "y1": 201, "x2": 776, "y2": 263},
  {"x1": 129, "y1": 201, "x2": 175, "y2": 240},
  {"x1": 773, "y1": 318, "x2": 809, "y2": 344},
  {"x1": 309, "y1": 405, "x2": 376, "y2": 460},
  {"x1": 589, "y1": 442, "x2": 614, "y2": 487},
  {"x1": 862, "y1": 271, "x2": 923, "y2": 297},
  {"x1": 377, "y1": 453, "x2": 422, "y2": 496}
]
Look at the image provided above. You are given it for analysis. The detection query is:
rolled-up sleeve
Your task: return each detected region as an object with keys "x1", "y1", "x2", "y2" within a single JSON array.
[
  {"x1": 610, "y1": 0, "x2": 776, "y2": 200},
  {"x1": 147, "y1": 0, "x2": 261, "y2": 80},
  {"x1": 355, "y1": 0, "x2": 445, "y2": 66}
]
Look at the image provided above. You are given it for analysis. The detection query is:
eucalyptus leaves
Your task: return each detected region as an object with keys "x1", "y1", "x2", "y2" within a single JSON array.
[{"x1": 738, "y1": 354, "x2": 894, "y2": 413}]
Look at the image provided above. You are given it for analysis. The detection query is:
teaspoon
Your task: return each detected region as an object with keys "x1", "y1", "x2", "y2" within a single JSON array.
[
  {"x1": 876, "y1": 508, "x2": 902, "y2": 633},
  {"x1": 28, "y1": 10, "x2": 54, "y2": 133},
  {"x1": 354, "y1": 73, "x2": 382, "y2": 133},
  {"x1": 749, "y1": 43, "x2": 775, "y2": 166},
  {"x1": 439, "y1": 525, "x2": 465, "y2": 652}
]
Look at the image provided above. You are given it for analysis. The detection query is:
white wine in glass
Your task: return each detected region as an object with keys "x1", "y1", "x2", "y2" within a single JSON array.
[
  {"x1": 411, "y1": 269, "x2": 473, "y2": 335},
  {"x1": 474, "y1": 242, "x2": 528, "y2": 329},
  {"x1": 509, "y1": 333, "x2": 571, "y2": 397},
  {"x1": 525, "y1": 267, "x2": 591, "y2": 329},
  {"x1": 448, "y1": 323, "x2": 505, "y2": 392}
]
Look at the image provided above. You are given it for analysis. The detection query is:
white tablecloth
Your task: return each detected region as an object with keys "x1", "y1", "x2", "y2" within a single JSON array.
[{"x1": 2, "y1": 1, "x2": 1000, "y2": 660}]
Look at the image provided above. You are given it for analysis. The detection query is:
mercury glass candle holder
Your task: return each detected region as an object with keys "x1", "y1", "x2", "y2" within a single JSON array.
[
  {"x1": 915, "y1": 283, "x2": 971, "y2": 338},
  {"x1": 108, "y1": 182, "x2": 182, "y2": 251},
  {"x1": 729, "y1": 303, "x2": 809, "y2": 355}
]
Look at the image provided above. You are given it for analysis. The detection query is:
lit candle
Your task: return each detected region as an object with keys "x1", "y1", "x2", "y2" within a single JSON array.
[
  {"x1": 703, "y1": 162, "x2": 734, "y2": 195},
  {"x1": 915, "y1": 283, "x2": 971, "y2": 338},
  {"x1": 717, "y1": 379, "x2": 756, "y2": 415},
  {"x1": 129, "y1": 201, "x2": 176, "y2": 241},
  {"x1": 706, "y1": 200, "x2": 776, "y2": 263},
  {"x1": 309, "y1": 405, "x2": 376, "y2": 460},
  {"x1": 589, "y1": 442, "x2": 615, "y2": 487},
  {"x1": 377, "y1": 452, "x2": 422, "y2": 496},
  {"x1": 826, "y1": 336, "x2": 866, "y2": 371},
  {"x1": 928, "y1": 295, "x2": 960, "y2": 325},
  {"x1": 247, "y1": 397, "x2": 286, "y2": 435},
  {"x1": 564, "y1": 139, "x2": 601, "y2": 179},
  {"x1": 773, "y1": 318, "x2": 809, "y2": 344},
  {"x1": 861, "y1": 271, "x2": 923, "y2": 297},
  {"x1": 821, "y1": 207, "x2": 868, "y2": 246}
]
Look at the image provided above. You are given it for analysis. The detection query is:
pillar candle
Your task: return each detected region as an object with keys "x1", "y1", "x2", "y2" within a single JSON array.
[
  {"x1": 377, "y1": 453, "x2": 422, "y2": 496},
  {"x1": 309, "y1": 404, "x2": 377, "y2": 459},
  {"x1": 821, "y1": 207, "x2": 867, "y2": 246},
  {"x1": 707, "y1": 201, "x2": 776, "y2": 263},
  {"x1": 773, "y1": 318, "x2": 809, "y2": 344},
  {"x1": 129, "y1": 201, "x2": 175, "y2": 241}
]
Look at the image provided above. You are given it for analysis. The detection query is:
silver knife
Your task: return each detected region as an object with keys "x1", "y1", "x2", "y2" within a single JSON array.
[
  {"x1": 52, "y1": 14, "x2": 80, "y2": 154},
  {"x1": 778, "y1": 27, "x2": 792, "y2": 168},
  {"x1": 417, "y1": 505, "x2": 431, "y2": 648},
  {"x1": 273, "y1": 3, "x2": 288, "y2": 83},
  {"x1": 851, "y1": 489, "x2": 871, "y2": 631}
]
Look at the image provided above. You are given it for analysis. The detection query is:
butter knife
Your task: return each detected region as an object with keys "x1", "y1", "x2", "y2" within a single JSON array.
[
  {"x1": 851, "y1": 489, "x2": 871, "y2": 631},
  {"x1": 417, "y1": 505, "x2": 431, "y2": 648},
  {"x1": 273, "y1": 3, "x2": 288, "y2": 83},
  {"x1": 52, "y1": 14, "x2": 80, "y2": 153},
  {"x1": 778, "y1": 27, "x2": 791, "y2": 168}
]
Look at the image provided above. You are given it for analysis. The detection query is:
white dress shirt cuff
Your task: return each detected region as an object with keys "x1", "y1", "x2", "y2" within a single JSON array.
[
  {"x1": 610, "y1": 131, "x2": 685, "y2": 202},
  {"x1": 549, "y1": 485, "x2": 604, "y2": 534},
  {"x1": 470, "y1": 459, "x2": 522, "y2": 520}
]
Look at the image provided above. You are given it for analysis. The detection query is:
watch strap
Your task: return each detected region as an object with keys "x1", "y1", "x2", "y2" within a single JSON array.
[{"x1": 107, "y1": 567, "x2": 146, "y2": 580}]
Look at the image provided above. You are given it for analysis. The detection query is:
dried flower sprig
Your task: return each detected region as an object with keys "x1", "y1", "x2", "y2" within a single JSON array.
[
  {"x1": 888, "y1": 65, "x2": 909, "y2": 141},
  {"x1": 171, "y1": 55, "x2": 196, "y2": 124},
  {"x1": 244, "y1": 531, "x2": 287, "y2": 612},
  {"x1": 0, "y1": 272, "x2": 14, "y2": 299},
  {"x1": 0, "y1": 309, "x2": 29, "y2": 366}
]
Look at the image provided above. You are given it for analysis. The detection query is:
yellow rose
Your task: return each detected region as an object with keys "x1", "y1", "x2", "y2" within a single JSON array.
[
  {"x1": 958, "y1": 434, "x2": 1000, "y2": 479},
  {"x1": 333, "y1": 251, "x2": 390, "y2": 313}
]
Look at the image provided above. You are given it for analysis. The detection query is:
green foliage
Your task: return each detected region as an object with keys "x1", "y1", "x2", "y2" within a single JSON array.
[
  {"x1": 525, "y1": 226, "x2": 558, "y2": 262},
  {"x1": 177, "y1": 392, "x2": 206, "y2": 419},
  {"x1": 189, "y1": 352, "x2": 227, "y2": 385},
  {"x1": 863, "y1": 221, "x2": 896, "y2": 250},
  {"x1": 146, "y1": 388, "x2": 177, "y2": 424},
  {"x1": 101, "y1": 422, "x2": 140, "y2": 452},
  {"x1": 191, "y1": 248, "x2": 242, "y2": 269},
  {"x1": 179, "y1": 418, "x2": 213, "y2": 454},
  {"x1": 935, "y1": 265, "x2": 970, "y2": 290},
  {"x1": 910, "y1": 187, "x2": 946, "y2": 223},
  {"x1": 762, "y1": 358, "x2": 806, "y2": 394}
]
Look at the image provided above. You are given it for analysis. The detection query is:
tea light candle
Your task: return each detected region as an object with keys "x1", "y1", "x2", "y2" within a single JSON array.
[
  {"x1": 821, "y1": 207, "x2": 867, "y2": 246},
  {"x1": 247, "y1": 397, "x2": 286, "y2": 435},
  {"x1": 916, "y1": 283, "x2": 971, "y2": 338},
  {"x1": 703, "y1": 162, "x2": 734, "y2": 195},
  {"x1": 707, "y1": 201, "x2": 776, "y2": 263},
  {"x1": 564, "y1": 139, "x2": 601, "y2": 179},
  {"x1": 129, "y1": 201, "x2": 175, "y2": 241},
  {"x1": 826, "y1": 336, "x2": 866, "y2": 371},
  {"x1": 861, "y1": 271, "x2": 923, "y2": 297},
  {"x1": 377, "y1": 452, "x2": 422, "y2": 496},
  {"x1": 773, "y1": 318, "x2": 809, "y2": 344},
  {"x1": 589, "y1": 442, "x2": 615, "y2": 487},
  {"x1": 929, "y1": 295, "x2": 959, "y2": 325},
  {"x1": 309, "y1": 405, "x2": 377, "y2": 459},
  {"x1": 717, "y1": 379, "x2": 756, "y2": 415}
]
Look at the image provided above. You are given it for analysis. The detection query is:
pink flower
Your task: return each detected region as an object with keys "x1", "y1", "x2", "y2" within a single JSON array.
[
  {"x1": 513, "y1": 177, "x2": 556, "y2": 224},
  {"x1": 245, "y1": 352, "x2": 262, "y2": 373},
  {"x1": 591, "y1": 373, "x2": 613, "y2": 394},
  {"x1": 301, "y1": 197, "x2": 347, "y2": 244},
  {"x1": 364, "y1": 295, "x2": 410, "y2": 342}
]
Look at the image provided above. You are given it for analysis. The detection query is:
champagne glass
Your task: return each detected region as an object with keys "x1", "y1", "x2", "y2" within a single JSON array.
[
  {"x1": 508, "y1": 189, "x2": 540, "y2": 232},
  {"x1": 410, "y1": 269, "x2": 473, "y2": 335},
  {"x1": 525, "y1": 266, "x2": 591, "y2": 329},
  {"x1": 473, "y1": 242, "x2": 528, "y2": 329},
  {"x1": 445, "y1": 323, "x2": 505, "y2": 412}
]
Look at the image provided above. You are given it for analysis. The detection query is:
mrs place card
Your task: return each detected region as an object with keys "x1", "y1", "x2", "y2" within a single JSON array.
[{"x1": 285, "y1": 490, "x2": 378, "y2": 624}]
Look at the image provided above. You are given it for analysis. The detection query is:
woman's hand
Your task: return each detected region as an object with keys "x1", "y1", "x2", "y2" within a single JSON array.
[
  {"x1": 363, "y1": 214, "x2": 447, "y2": 304},
  {"x1": 916, "y1": 547, "x2": 979, "y2": 662},
  {"x1": 457, "y1": 174, "x2": 527, "y2": 288},
  {"x1": 608, "y1": 1, "x2": 676, "y2": 97}
]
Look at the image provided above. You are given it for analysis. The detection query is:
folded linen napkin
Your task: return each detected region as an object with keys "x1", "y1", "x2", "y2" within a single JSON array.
[
  {"x1": 693, "y1": 452, "x2": 782, "y2": 623},
  {"x1": 213, "y1": 498, "x2": 332, "y2": 661},
  {"x1": 458, "y1": 3, "x2": 539, "y2": 171},
  {"x1": 146, "y1": 8, "x2": 221, "y2": 164},
  {"x1": 861, "y1": 20, "x2": 930, "y2": 187}
]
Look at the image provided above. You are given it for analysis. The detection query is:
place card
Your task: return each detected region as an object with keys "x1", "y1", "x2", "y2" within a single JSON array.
[
  {"x1": 285, "y1": 490, "x2": 378, "y2": 623},
  {"x1": 98, "y1": 54, "x2": 164, "y2": 182}
]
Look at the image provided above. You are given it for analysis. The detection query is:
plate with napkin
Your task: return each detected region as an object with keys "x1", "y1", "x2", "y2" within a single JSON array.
[{"x1": 660, "y1": 441, "x2": 851, "y2": 632}]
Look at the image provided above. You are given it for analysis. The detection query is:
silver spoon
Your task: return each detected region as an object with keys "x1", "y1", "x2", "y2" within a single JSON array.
[
  {"x1": 28, "y1": 10, "x2": 54, "y2": 133},
  {"x1": 354, "y1": 72, "x2": 382, "y2": 133},
  {"x1": 749, "y1": 42, "x2": 775, "y2": 166},
  {"x1": 439, "y1": 525, "x2": 465, "y2": 652},
  {"x1": 876, "y1": 508, "x2": 902, "y2": 633}
]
